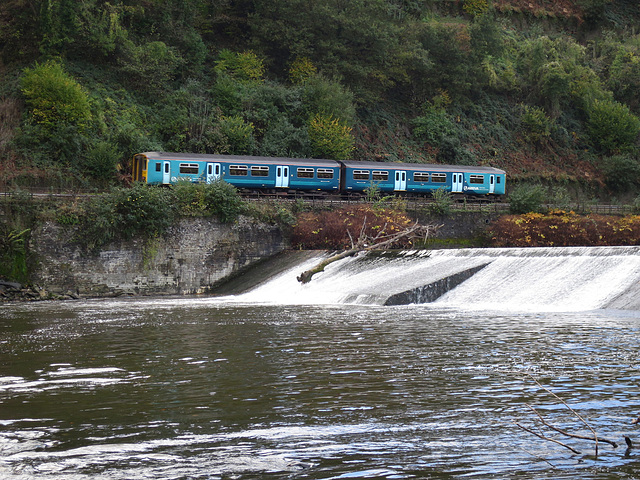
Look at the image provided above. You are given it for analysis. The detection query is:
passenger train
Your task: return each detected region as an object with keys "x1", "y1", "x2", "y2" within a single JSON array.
[{"x1": 132, "y1": 152, "x2": 506, "y2": 198}]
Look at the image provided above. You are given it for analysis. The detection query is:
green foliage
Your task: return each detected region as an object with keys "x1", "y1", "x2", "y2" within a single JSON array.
[
  {"x1": 80, "y1": 184, "x2": 177, "y2": 250},
  {"x1": 508, "y1": 184, "x2": 547, "y2": 214},
  {"x1": 0, "y1": 227, "x2": 30, "y2": 283},
  {"x1": 119, "y1": 41, "x2": 184, "y2": 93},
  {"x1": 586, "y1": 99, "x2": 640, "y2": 153},
  {"x1": 82, "y1": 140, "x2": 120, "y2": 182},
  {"x1": 463, "y1": 0, "x2": 490, "y2": 17},
  {"x1": 428, "y1": 187, "x2": 453, "y2": 216},
  {"x1": 21, "y1": 60, "x2": 91, "y2": 131},
  {"x1": 289, "y1": 57, "x2": 318, "y2": 85},
  {"x1": 412, "y1": 102, "x2": 456, "y2": 147},
  {"x1": 174, "y1": 180, "x2": 244, "y2": 223},
  {"x1": 607, "y1": 46, "x2": 640, "y2": 113},
  {"x1": 577, "y1": 0, "x2": 611, "y2": 23},
  {"x1": 308, "y1": 113, "x2": 354, "y2": 160},
  {"x1": 520, "y1": 105, "x2": 553, "y2": 143},
  {"x1": 516, "y1": 36, "x2": 608, "y2": 118},
  {"x1": 469, "y1": 14, "x2": 504, "y2": 58},
  {"x1": 215, "y1": 50, "x2": 265, "y2": 84},
  {"x1": 601, "y1": 154, "x2": 640, "y2": 192},
  {"x1": 39, "y1": 0, "x2": 79, "y2": 55},
  {"x1": 218, "y1": 115, "x2": 255, "y2": 155},
  {"x1": 302, "y1": 75, "x2": 356, "y2": 125}
]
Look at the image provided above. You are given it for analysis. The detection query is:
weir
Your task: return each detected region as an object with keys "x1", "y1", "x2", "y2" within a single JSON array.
[{"x1": 236, "y1": 246, "x2": 640, "y2": 312}]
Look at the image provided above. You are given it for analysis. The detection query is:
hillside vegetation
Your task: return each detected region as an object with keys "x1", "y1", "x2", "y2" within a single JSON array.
[{"x1": 2, "y1": 0, "x2": 640, "y2": 199}]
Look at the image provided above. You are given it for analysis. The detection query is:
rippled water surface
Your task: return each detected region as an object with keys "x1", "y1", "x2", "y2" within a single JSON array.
[{"x1": 1, "y1": 298, "x2": 640, "y2": 479}]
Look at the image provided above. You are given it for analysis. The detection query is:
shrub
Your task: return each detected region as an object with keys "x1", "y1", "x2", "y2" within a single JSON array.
[
  {"x1": 291, "y1": 205, "x2": 415, "y2": 249},
  {"x1": 302, "y1": 75, "x2": 356, "y2": 125},
  {"x1": 308, "y1": 113, "x2": 354, "y2": 160},
  {"x1": 520, "y1": 105, "x2": 553, "y2": 143},
  {"x1": 20, "y1": 60, "x2": 91, "y2": 132},
  {"x1": 586, "y1": 99, "x2": 640, "y2": 153},
  {"x1": 214, "y1": 49, "x2": 265, "y2": 84},
  {"x1": 463, "y1": 0, "x2": 490, "y2": 17},
  {"x1": 488, "y1": 212, "x2": 640, "y2": 247},
  {"x1": 508, "y1": 184, "x2": 547, "y2": 214},
  {"x1": 80, "y1": 184, "x2": 177, "y2": 250},
  {"x1": 174, "y1": 180, "x2": 244, "y2": 223},
  {"x1": 429, "y1": 187, "x2": 453, "y2": 216},
  {"x1": 411, "y1": 107, "x2": 456, "y2": 146},
  {"x1": 0, "y1": 227, "x2": 30, "y2": 282},
  {"x1": 119, "y1": 41, "x2": 183, "y2": 93},
  {"x1": 218, "y1": 115, "x2": 255, "y2": 155},
  {"x1": 81, "y1": 140, "x2": 120, "y2": 182},
  {"x1": 601, "y1": 154, "x2": 640, "y2": 192},
  {"x1": 289, "y1": 57, "x2": 317, "y2": 85}
]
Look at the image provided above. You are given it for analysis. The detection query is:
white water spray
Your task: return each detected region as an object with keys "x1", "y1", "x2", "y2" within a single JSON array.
[{"x1": 237, "y1": 246, "x2": 640, "y2": 312}]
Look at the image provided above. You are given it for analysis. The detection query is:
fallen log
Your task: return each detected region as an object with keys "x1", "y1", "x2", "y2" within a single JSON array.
[{"x1": 297, "y1": 219, "x2": 440, "y2": 283}]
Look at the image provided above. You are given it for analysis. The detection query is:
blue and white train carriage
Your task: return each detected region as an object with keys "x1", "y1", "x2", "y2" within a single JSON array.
[
  {"x1": 132, "y1": 152, "x2": 506, "y2": 197},
  {"x1": 340, "y1": 160, "x2": 506, "y2": 196},
  {"x1": 132, "y1": 152, "x2": 342, "y2": 192}
]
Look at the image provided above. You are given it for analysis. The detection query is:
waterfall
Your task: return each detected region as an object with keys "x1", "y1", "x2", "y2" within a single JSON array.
[{"x1": 236, "y1": 246, "x2": 640, "y2": 312}]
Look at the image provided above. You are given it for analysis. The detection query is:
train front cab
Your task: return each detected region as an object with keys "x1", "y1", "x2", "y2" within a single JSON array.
[{"x1": 132, "y1": 154, "x2": 149, "y2": 183}]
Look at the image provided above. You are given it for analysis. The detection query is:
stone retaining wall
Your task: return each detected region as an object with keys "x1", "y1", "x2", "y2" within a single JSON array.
[{"x1": 27, "y1": 216, "x2": 286, "y2": 298}]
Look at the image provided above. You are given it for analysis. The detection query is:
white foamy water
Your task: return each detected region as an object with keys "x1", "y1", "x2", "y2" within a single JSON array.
[{"x1": 238, "y1": 246, "x2": 640, "y2": 311}]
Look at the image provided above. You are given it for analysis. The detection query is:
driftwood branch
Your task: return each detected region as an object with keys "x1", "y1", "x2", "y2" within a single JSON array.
[
  {"x1": 515, "y1": 422, "x2": 582, "y2": 455},
  {"x1": 524, "y1": 374, "x2": 603, "y2": 456},
  {"x1": 526, "y1": 404, "x2": 618, "y2": 448},
  {"x1": 297, "y1": 220, "x2": 440, "y2": 284},
  {"x1": 517, "y1": 373, "x2": 623, "y2": 459}
]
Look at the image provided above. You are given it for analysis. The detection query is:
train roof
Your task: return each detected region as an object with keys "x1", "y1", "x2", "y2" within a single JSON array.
[
  {"x1": 340, "y1": 160, "x2": 505, "y2": 174},
  {"x1": 137, "y1": 152, "x2": 341, "y2": 168}
]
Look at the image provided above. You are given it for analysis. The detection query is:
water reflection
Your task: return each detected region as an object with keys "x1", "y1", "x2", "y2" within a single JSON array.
[{"x1": 1, "y1": 299, "x2": 639, "y2": 479}]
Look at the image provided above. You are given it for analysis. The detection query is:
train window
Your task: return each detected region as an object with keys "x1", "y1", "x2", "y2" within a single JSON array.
[
  {"x1": 229, "y1": 165, "x2": 248, "y2": 176},
  {"x1": 251, "y1": 166, "x2": 269, "y2": 177},
  {"x1": 155, "y1": 163, "x2": 161, "y2": 172},
  {"x1": 414, "y1": 172, "x2": 429, "y2": 182},
  {"x1": 469, "y1": 175, "x2": 484, "y2": 184},
  {"x1": 353, "y1": 170, "x2": 370, "y2": 180},
  {"x1": 317, "y1": 168, "x2": 334, "y2": 179},
  {"x1": 497, "y1": 177, "x2": 501, "y2": 184},
  {"x1": 179, "y1": 163, "x2": 199, "y2": 174},
  {"x1": 372, "y1": 171, "x2": 388, "y2": 181},
  {"x1": 297, "y1": 168, "x2": 314, "y2": 178},
  {"x1": 431, "y1": 173, "x2": 446, "y2": 183}
]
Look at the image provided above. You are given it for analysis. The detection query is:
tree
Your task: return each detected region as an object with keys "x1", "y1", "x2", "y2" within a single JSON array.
[
  {"x1": 308, "y1": 113, "x2": 354, "y2": 160},
  {"x1": 20, "y1": 60, "x2": 91, "y2": 131},
  {"x1": 586, "y1": 99, "x2": 640, "y2": 153}
]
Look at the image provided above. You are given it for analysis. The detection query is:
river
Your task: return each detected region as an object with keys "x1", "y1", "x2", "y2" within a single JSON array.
[{"x1": 1, "y1": 296, "x2": 640, "y2": 479}]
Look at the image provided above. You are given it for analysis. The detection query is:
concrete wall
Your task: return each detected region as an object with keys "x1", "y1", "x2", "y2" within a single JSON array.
[{"x1": 29, "y1": 217, "x2": 286, "y2": 297}]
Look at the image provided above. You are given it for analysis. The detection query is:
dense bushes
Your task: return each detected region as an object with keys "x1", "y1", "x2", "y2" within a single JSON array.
[
  {"x1": 80, "y1": 183, "x2": 177, "y2": 250},
  {"x1": 173, "y1": 180, "x2": 244, "y2": 223},
  {"x1": 77, "y1": 181, "x2": 246, "y2": 250},
  {"x1": 488, "y1": 211, "x2": 640, "y2": 247},
  {"x1": 290, "y1": 205, "x2": 415, "y2": 249}
]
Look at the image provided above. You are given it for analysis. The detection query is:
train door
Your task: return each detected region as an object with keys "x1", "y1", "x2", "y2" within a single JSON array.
[
  {"x1": 276, "y1": 165, "x2": 289, "y2": 188},
  {"x1": 489, "y1": 175, "x2": 495, "y2": 194},
  {"x1": 206, "y1": 163, "x2": 221, "y2": 183},
  {"x1": 452, "y1": 172, "x2": 464, "y2": 193},
  {"x1": 162, "y1": 161, "x2": 171, "y2": 185},
  {"x1": 394, "y1": 170, "x2": 407, "y2": 191}
]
